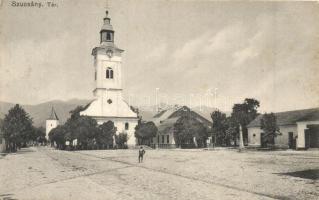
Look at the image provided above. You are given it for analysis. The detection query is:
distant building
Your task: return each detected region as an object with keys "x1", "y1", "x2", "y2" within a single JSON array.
[
  {"x1": 46, "y1": 107, "x2": 59, "y2": 140},
  {"x1": 150, "y1": 106, "x2": 213, "y2": 148},
  {"x1": 80, "y1": 10, "x2": 138, "y2": 146},
  {"x1": 247, "y1": 108, "x2": 319, "y2": 149}
]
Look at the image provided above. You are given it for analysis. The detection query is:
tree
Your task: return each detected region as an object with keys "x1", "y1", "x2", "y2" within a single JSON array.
[
  {"x1": 135, "y1": 121, "x2": 157, "y2": 145},
  {"x1": 49, "y1": 125, "x2": 67, "y2": 149},
  {"x1": 97, "y1": 121, "x2": 116, "y2": 149},
  {"x1": 173, "y1": 115, "x2": 208, "y2": 148},
  {"x1": 231, "y1": 98, "x2": 260, "y2": 145},
  {"x1": 211, "y1": 110, "x2": 228, "y2": 146},
  {"x1": 260, "y1": 113, "x2": 280, "y2": 147},
  {"x1": 63, "y1": 106, "x2": 99, "y2": 149},
  {"x1": 225, "y1": 116, "x2": 239, "y2": 146},
  {"x1": 115, "y1": 132, "x2": 128, "y2": 149},
  {"x1": 32, "y1": 126, "x2": 46, "y2": 144},
  {"x1": 2, "y1": 104, "x2": 34, "y2": 152},
  {"x1": 72, "y1": 116, "x2": 98, "y2": 149},
  {"x1": 69, "y1": 106, "x2": 86, "y2": 120}
]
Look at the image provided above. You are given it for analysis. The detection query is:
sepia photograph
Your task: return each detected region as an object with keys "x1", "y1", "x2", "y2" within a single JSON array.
[{"x1": 0, "y1": 0, "x2": 318, "y2": 199}]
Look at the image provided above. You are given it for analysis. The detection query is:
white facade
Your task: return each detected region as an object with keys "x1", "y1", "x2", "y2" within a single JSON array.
[
  {"x1": 248, "y1": 125, "x2": 297, "y2": 148},
  {"x1": 80, "y1": 10, "x2": 138, "y2": 147},
  {"x1": 46, "y1": 120, "x2": 59, "y2": 140},
  {"x1": 248, "y1": 121, "x2": 319, "y2": 149}
]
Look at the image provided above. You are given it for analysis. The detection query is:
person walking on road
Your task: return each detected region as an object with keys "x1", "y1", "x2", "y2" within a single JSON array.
[{"x1": 138, "y1": 146, "x2": 145, "y2": 163}]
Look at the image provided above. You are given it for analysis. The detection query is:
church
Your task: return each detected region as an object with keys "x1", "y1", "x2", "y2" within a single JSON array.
[{"x1": 80, "y1": 10, "x2": 139, "y2": 147}]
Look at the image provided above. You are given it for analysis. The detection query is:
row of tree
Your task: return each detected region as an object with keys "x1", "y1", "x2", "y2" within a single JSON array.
[
  {"x1": 1, "y1": 99, "x2": 280, "y2": 152},
  {"x1": 49, "y1": 106, "x2": 128, "y2": 150},
  {"x1": 1, "y1": 104, "x2": 46, "y2": 152},
  {"x1": 211, "y1": 98, "x2": 280, "y2": 147}
]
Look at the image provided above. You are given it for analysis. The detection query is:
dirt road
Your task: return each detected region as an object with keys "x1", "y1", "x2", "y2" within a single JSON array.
[{"x1": 0, "y1": 147, "x2": 318, "y2": 200}]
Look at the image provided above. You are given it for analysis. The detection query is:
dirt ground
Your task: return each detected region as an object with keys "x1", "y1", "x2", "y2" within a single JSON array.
[{"x1": 0, "y1": 147, "x2": 318, "y2": 200}]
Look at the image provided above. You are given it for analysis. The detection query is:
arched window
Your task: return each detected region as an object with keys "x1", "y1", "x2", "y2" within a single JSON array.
[
  {"x1": 106, "y1": 68, "x2": 114, "y2": 79},
  {"x1": 106, "y1": 32, "x2": 112, "y2": 41},
  {"x1": 125, "y1": 122, "x2": 129, "y2": 130}
]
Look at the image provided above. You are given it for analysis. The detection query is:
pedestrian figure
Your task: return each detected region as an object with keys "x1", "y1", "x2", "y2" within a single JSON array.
[{"x1": 138, "y1": 146, "x2": 145, "y2": 163}]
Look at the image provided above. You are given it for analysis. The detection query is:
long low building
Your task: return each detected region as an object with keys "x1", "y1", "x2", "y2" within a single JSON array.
[{"x1": 247, "y1": 108, "x2": 319, "y2": 149}]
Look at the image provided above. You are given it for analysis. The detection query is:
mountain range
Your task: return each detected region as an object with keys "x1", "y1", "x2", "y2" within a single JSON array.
[{"x1": 0, "y1": 99, "x2": 221, "y2": 127}]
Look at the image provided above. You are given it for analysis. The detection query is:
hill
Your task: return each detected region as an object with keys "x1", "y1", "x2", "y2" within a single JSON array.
[
  {"x1": 0, "y1": 100, "x2": 225, "y2": 127},
  {"x1": 0, "y1": 99, "x2": 91, "y2": 127}
]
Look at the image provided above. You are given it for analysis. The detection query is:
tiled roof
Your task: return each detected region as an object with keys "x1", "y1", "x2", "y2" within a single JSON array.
[{"x1": 247, "y1": 108, "x2": 319, "y2": 128}]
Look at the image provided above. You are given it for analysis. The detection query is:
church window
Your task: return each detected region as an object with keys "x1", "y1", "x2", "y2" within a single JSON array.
[
  {"x1": 106, "y1": 32, "x2": 112, "y2": 41},
  {"x1": 94, "y1": 71, "x2": 97, "y2": 80},
  {"x1": 125, "y1": 122, "x2": 129, "y2": 130},
  {"x1": 106, "y1": 68, "x2": 114, "y2": 79},
  {"x1": 162, "y1": 135, "x2": 165, "y2": 144},
  {"x1": 107, "y1": 99, "x2": 112, "y2": 104},
  {"x1": 167, "y1": 135, "x2": 169, "y2": 143}
]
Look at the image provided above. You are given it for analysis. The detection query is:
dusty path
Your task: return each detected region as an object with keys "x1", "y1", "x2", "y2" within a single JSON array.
[{"x1": 0, "y1": 147, "x2": 318, "y2": 200}]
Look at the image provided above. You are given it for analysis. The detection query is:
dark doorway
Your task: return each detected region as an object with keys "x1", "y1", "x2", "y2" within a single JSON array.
[
  {"x1": 306, "y1": 125, "x2": 319, "y2": 148},
  {"x1": 288, "y1": 132, "x2": 296, "y2": 149}
]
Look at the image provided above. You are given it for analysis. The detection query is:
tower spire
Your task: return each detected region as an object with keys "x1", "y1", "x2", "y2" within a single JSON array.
[
  {"x1": 100, "y1": 2, "x2": 114, "y2": 44},
  {"x1": 48, "y1": 106, "x2": 59, "y2": 120}
]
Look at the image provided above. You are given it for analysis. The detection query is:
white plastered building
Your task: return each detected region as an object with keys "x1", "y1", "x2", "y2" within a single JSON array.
[{"x1": 80, "y1": 10, "x2": 138, "y2": 147}]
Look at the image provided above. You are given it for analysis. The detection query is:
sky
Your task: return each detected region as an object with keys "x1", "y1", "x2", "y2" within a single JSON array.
[{"x1": 0, "y1": 0, "x2": 319, "y2": 112}]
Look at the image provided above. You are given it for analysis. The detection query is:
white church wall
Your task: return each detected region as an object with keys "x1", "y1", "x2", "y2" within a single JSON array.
[{"x1": 46, "y1": 120, "x2": 59, "y2": 140}]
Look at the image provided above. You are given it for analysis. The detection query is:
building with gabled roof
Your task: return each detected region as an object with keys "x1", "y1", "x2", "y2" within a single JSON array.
[
  {"x1": 247, "y1": 108, "x2": 319, "y2": 149},
  {"x1": 149, "y1": 106, "x2": 213, "y2": 148}
]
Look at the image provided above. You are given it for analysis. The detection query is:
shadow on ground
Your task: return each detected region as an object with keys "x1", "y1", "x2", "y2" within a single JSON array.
[
  {"x1": 0, "y1": 148, "x2": 35, "y2": 158},
  {"x1": 277, "y1": 169, "x2": 319, "y2": 180},
  {"x1": 0, "y1": 193, "x2": 18, "y2": 200}
]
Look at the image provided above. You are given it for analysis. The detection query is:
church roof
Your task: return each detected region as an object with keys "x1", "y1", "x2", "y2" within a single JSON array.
[
  {"x1": 47, "y1": 107, "x2": 59, "y2": 120},
  {"x1": 100, "y1": 10, "x2": 114, "y2": 32},
  {"x1": 247, "y1": 108, "x2": 319, "y2": 128}
]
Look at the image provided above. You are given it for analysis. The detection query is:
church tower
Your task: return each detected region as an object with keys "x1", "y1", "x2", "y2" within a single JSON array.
[
  {"x1": 46, "y1": 107, "x2": 59, "y2": 140},
  {"x1": 93, "y1": 10, "x2": 124, "y2": 98},
  {"x1": 80, "y1": 10, "x2": 138, "y2": 147}
]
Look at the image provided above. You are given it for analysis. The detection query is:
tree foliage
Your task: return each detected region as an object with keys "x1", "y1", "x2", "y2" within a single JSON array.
[
  {"x1": 48, "y1": 106, "x2": 124, "y2": 150},
  {"x1": 211, "y1": 110, "x2": 228, "y2": 145},
  {"x1": 135, "y1": 121, "x2": 157, "y2": 145},
  {"x1": 230, "y1": 98, "x2": 260, "y2": 144},
  {"x1": 96, "y1": 121, "x2": 116, "y2": 148},
  {"x1": 135, "y1": 121, "x2": 157, "y2": 139},
  {"x1": 2, "y1": 104, "x2": 34, "y2": 151},
  {"x1": 115, "y1": 132, "x2": 128, "y2": 149},
  {"x1": 260, "y1": 113, "x2": 280, "y2": 146},
  {"x1": 173, "y1": 115, "x2": 208, "y2": 148},
  {"x1": 32, "y1": 126, "x2": 46, "y2": 143}
]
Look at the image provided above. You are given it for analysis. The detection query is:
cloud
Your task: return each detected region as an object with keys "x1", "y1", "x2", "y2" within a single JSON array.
[{"x1": 144, "y1": 43, "x2": 167, "y2": 61}]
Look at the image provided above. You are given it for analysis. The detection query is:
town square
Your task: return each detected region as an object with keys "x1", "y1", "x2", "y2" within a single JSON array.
[
  {"x1": 1, "y1": 147, "x2": 318, "y2": 200},
  {"x1": 0, "y1": 0, "x2": 319, "y2": 199}
]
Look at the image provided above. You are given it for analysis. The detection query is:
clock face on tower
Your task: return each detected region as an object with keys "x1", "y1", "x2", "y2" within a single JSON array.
[{"x1": 106, "y1": 50, "x2": 113, "y2": 58}]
